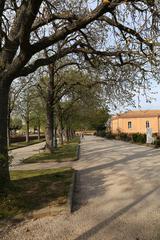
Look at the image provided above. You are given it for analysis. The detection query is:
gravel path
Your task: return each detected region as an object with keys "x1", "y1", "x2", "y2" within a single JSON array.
[
  {"x1": 10, "y1": 142, "x2": 45, "y2": 166},
  {"x1": 10, "y1": 142, "x2": 73, "y2": 170},
  {"x1": 3, "y1": 136, "x2": 160, "y2": 240}
]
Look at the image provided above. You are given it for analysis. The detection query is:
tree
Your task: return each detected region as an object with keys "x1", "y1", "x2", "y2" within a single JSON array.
[
  {"x1": 0, "y1": 0, "x2": 159, "y2": 189},
  {"x1": 10, "y1": 117, "x2": 22, "y2": 135},
  {"x1": 7, "y1": 78, "x2": 31, "y2": 146},
  {"x1": 55, "y1": 70, "x2": 108, "y2": 141},
  {"x1": 29, "y1": 101, "x2": 45, "y2": 141}
]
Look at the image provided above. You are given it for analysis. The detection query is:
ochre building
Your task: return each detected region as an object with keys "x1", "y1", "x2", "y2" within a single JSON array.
[{"x1": 111, "y1": 110, "x2": 160, "y2": 134}]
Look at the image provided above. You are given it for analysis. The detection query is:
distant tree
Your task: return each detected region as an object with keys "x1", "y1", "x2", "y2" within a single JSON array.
[
  {"x1": 30, "y1": 100, "x2": 45, "y2": 141},
  {"x1": 10, "y1": 117, "x2": 22, "y2": 135}
]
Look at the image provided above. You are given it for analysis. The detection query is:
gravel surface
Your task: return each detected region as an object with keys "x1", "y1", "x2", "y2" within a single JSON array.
[
  {"x1": 3, "y1": 136, "x2": 160, "y2": 240},
  {"x1": 10, "y1": 142, "x2": 45, "y2": 166},
  {"x1": 10, "y1": 142, "x2": 73, "y2": 170}
]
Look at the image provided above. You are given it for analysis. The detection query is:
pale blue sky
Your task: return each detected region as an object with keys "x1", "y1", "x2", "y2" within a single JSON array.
[
  {"x1": 111, "y1": 82, "x2": 160, "y2": 114},
  {"x1": 134, "y1": 83, "x2": 160, "y2": 110},
  {"x1": 89, "y1": 1, "x2": 160, "y2": 112}
]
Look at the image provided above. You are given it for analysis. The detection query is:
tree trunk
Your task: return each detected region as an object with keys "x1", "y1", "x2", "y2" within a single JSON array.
[
  {"x1": 54, "y1": 126, "x2": 58, "y2": 148},
  {"x1": 37, "y1": 119, "x2": 40, "y2": 141},
  {"x1": 59, "y1": 131, "x2": 63, "y2": 145},
  {"x1": 7, "y1": 110, "x2": 11, "y2": 147},
  {"x1": 45, "y1": 105, "x2": 54, "y2": 152},
  {"x1": 26, "y1": 119, "x2": 29, "y2": 143},
  {"x1": 57, "y1": 110, "x2": 63, "y2": 145},
  {"x1": 59, "y1": 122, "x2": 64, "y2": 145},
  {"x1": 0, "y1": 84, "x2": 10, "y2": 191},
  {"x1": 45, "y1": 64, "x2": 55, "y2": 153},
  {"x1": 66, "y1": 128, "x2": 70, "y2": 143}
]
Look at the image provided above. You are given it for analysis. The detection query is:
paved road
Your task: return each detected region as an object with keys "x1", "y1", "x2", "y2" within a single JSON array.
[{"x1": 3, "y1": 136, "x2": 160, "y2": 240}]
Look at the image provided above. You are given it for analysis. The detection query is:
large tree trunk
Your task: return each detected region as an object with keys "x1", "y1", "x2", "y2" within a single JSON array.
[
  {"x1": 0, "y1": 84, "x2": 10, "y2": 191},
  {"x1": 7, "y1": 111, "x2": 11, "y2": 147},
  {"x1": 45, "y1": 64, "x2": 56, "y2": 153}
]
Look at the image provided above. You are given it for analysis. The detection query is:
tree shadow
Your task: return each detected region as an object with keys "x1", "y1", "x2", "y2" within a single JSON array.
[
  {"x1": 73, "y1": 141, "x2": 160, "y2": 211},
  {"x1": 0, "y1": 169, "x2": 72, "y2": 220},
  {"x1": 74, "y1": 185, "x2": 160, "y2": 240},
  {"x1": 73, "y1": 170, "x2": 110, "y2": 211}
]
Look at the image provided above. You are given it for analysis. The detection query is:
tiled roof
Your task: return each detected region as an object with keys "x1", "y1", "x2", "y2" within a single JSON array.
[{"x1": 112, "y1": 110, "x2": 160, "y2": 119}]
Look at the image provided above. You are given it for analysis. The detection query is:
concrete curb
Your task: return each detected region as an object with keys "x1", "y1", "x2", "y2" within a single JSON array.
[{"x1": 67, "y1": 170, "x2": 77, "y2": 213}]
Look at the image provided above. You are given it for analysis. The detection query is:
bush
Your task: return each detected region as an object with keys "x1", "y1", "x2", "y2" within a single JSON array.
[
  {"x1": 96, "y1": 130, "x2": 106, "y2": 137},
  {"x1": 103, "y1": 131, "x2": 148, "y2": 145},
  {"x1": 106, "y1": 132, "x2": 115, "y2": 139},
  {"x1": 154, "y1": 138, "x2": 160, "y2": 148},
  {"x1": 11, "y1": 135, "x2": 45, "y2": 143},
  {"x1": 119, "y1": 133, "x2": 132, "y2": 141},
  {"x1": 132, "y1": 133, "x2": 146, "y2": 144}
]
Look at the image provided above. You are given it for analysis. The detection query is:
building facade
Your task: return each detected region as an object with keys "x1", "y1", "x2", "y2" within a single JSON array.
[{"x1": 111, "y1": 110, "x2": 160, "y2": 135}]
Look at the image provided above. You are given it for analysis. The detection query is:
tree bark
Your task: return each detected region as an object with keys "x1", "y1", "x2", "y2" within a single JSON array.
[
  {"x1": 57, "y1": 108, "x2": 64, "y2": 145},
  {"x1": 37, "y1": 119, "x2": 41, "y2": 141},
  {"x1": 0, "y1": 84, "x2": 10, "y2": 190},
  {"x1": 59, "y1": 121, "x2": 64, "y2": 145},
  {"x1": 45, "y1": 104, "x2": 54, "y2": 152},
  {"x1": 59, "y1": 130, "x2": 63, "y2": 145},
  {"x1": 66, "y1": 128, "x2": 70, "y2": 143},
  {"x1": 26, "y1": 119, "x2": 29, "y2": 143},
  {"x1": 45, "y1": 64, "x2": 55, "y2": 153},
  {"x1": 7, "y1": 113, "x2": 11, "y2": 147}
]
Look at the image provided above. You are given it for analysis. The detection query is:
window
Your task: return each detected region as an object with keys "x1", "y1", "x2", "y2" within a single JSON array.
[
  {"x1": 146, "y1": 121, "x2": 150, "y2": 128},
  {"x1": 128, "y1": 121, "x2": 132, "y2": 129}
]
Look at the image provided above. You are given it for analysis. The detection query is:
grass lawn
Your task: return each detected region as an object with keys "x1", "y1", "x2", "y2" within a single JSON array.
[
  {"x1": 0, "y1": 168, "x2": 73, "y2": 220},
  {"x1": 9, "y1": 138, "x2": 45, "y2": 150},
  {"x1": 23, "y1": 137, "x2": 80, "y2": 164}
]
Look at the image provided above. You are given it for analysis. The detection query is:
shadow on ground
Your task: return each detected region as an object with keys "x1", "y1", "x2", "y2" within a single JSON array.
[
  {"x1": 74, "y1": 185, "x2": 160, "y2": 240},
  {"x1": 0, "y1": 169, "x2": 72, "y2": 221}
]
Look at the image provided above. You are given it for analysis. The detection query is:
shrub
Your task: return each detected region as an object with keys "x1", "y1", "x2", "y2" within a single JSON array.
[
  {"x1": 132, "y1": 133, "x2": 146, "y2": 144},
  {"x1": 154, "y1": 137, "x2": 160, "y2": 148},
  {"x1": 119, "y1": 133, "x2": 132, "y2": 141},
  {"x1": 11, "y1": 135, "x2": 45, "y2": 143},
  {"x1": 106, "y1": 132, "x2": 115, "y2": 139},
  {"x1": 96, "y1": 130, "x2": 106, "y2": 137}
]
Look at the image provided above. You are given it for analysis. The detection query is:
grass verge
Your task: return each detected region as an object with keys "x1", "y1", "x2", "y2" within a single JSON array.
[
  {"x1": 0, "y1": 168, "x2": 73, "y2": 220},
  {"x1": 23, "y1": 137, "x2": 79, "y2": 164}
]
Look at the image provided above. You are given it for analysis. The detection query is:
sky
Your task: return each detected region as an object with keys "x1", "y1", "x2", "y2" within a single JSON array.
[
  {"x1": 133, "y1": 83, "x2": 160, "y2": 111},
  {"x1": 111, "y1": 82, "x2": 160, "y2": 114},
  {"x1": 88, "y1": 1, "x2": 160, "y2": 113}
]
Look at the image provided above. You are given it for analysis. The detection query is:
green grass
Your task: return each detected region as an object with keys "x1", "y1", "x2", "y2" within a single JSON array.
[
  {"x1": 9, "y1": 139, "x2": 45, "y2": 150},
  {"x1": 23, "y1": 137, "x2": 79, "y2": 164},
  {"x1": 0, "y1": 168, "x2": 73, "y2": 220}
]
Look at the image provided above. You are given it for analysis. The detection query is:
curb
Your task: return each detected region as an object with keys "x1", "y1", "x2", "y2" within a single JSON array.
[{"x1": 67, "y1": 169, "x2": 77, "y2": 213}]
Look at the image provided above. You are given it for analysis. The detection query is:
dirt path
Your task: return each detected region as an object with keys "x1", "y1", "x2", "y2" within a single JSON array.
[{"x1": 4, "y1": 136, "x2": 160, "y2": 240}]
